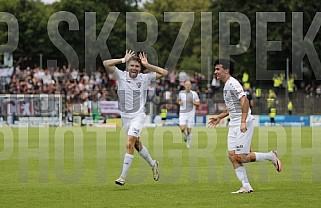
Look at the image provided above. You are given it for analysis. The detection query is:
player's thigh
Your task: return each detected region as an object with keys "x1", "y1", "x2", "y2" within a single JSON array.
[
  {"x1": 227, "y1": 126, "x2": 238, "y2": 151},
  {"x1": 179, "y1": 114, "x2": 188, "y2": 126},
  {"x1": 186, "y1": 115, "x2": 195, "y2": 128},
  {"x1": 235, "y1": 120, "x2": 254, "y2": 154},
  {"x1": 121, "y1": 117, "x2": 131, "y2": 134},
  {"x1": 128, "y1": 114, "x2": 146, "y2": 138}
]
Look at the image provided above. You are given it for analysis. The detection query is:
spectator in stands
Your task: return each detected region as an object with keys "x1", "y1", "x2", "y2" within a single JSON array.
[
  {"x1": 273, "y1": 73, "x2": 282, "y2": 95},
  {"x1": 168, "y1": 69, "x2": 177, "y2": 88},
  {"x1": 211, "y1": 74, "x2": 220, "y2": 98},
  {"x1": 242, "y1": 70, "x2": 249, "y2": 84},
  {"x1": 287, "y1": 101, "x2": 293, "y2": 115},
  {"x1": 305, "y1": 83, "x2": 314, "y2": 98},
  {"x1": 21, "y1": 99, "x2": 31, "y2": 116},
  {"x1": 99, "y1": 87, "x2": 111, "y2": 101},
  {"x1": 287, "y1": 74, "x2": 296, "y2": 100},
  {"x1": 269, "y1": 107, "x2": 276, "y2": 125},
  {"x1": 267, "y1": 90, "x2": 276, "y2": 110},
  {"x1": 316, "y1": 84, "x2": 321, "y2": 98}
]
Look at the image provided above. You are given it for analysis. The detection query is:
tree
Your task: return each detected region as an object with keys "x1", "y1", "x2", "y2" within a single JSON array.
[
  {"x1": 144, "y1": 0, "x2": 212, "y2": 74},
  {"x1": 211, "y1": 0, "x2": 321, "y2": 83},
  {"x1": 0, "y1": 0, "x2": 51, "y2": 68}
]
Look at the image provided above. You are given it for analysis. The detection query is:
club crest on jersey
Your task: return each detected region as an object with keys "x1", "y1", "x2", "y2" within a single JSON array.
[{"x1": 136, "y1": 82, "x2": 142, "y2": 88}]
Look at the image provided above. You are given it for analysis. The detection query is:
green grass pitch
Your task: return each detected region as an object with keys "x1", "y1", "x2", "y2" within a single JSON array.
[{"x1": 0, "y1": 126, "x2": 321, "y2": 207}]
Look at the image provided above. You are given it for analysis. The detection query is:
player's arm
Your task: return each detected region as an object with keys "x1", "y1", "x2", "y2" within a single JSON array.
[
  {"x1": 216, "y1": 109, "x2": 229, "y2": 120},
  {"x1": 103, "y1": 50, "x2": 135, "y2": 74},
  {"x1": 192, "y1": 92, "x2": 200, "y2": 106},
  {"x1": 239, "y1": 95, "x2": 249, "y2": 132},
  {"x1": 192, "y1": 100, "x2": 200, "y2": 106},
  {"x1": 177, "y1": 94, "x2": 183, "y2": 106},
  {"x1": 207, "y1": 109, "x2": 229, "y2": 128},
  {"x1": 239, "y1": 95, "x2": 249, "y2": 123},
  {"x1": 139, "y1": 52, "x2": 168, "y2": 79}
]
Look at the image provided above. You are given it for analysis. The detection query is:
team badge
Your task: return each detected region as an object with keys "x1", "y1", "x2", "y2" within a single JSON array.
[{"x1": 136, "y1": 82, "x2": 142, "y2": 88}]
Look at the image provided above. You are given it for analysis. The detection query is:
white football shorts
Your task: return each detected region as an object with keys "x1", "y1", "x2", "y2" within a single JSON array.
[
  {"x1": 227, "y1": 119, "x2": 254, "y2": 154},
  {"x1": 121, "y1": 114, "x2": 146, "y2": 138},
  {"x1": 179, "y1": 113, "x2": 195, "y2": 128}
]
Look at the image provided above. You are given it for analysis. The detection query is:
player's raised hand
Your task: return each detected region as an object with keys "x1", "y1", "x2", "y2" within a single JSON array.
[
  {"x1": 207, "y1": 116, "x2": 220, "y2": 128},
  {"x1": 124, "y1": 50, "x2": 135, "y2": 62},
  {"x1": 139, "y1": 52, "x2": 148, "y2": 66}
]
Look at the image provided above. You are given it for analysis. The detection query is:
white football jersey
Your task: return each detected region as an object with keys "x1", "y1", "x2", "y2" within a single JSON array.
[
  {"x1": 223, "y1": 76, "x2": 253, "y2": 126},
  {"x1": 178, "y1": 90, "x2": 200, "y2": 115},
  {"x1": 112, "y1": 67, "x2": 156, "y2": 118}
]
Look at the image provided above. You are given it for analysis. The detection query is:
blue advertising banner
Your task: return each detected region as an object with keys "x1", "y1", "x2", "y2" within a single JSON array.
[
  {"x1": 259, "y1": 115, "x2": 310, "y2": 126},
  {"x1": 195, "y1": 115, "x2": 206, "y2": 126},
  {"x1": 152, "y1": 115, "x2": 207, "y2": 126},
  {"x1": 153, "y1": 114, "x2": 179, "y2": 126}
]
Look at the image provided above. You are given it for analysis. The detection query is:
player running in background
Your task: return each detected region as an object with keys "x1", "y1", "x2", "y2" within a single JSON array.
[
  {"x1": 177, "y1": 80, "x2": 200, "y2": 148},
  {"x1": 103, "y1": 50, "x2": 168, "y2": 186},
  {"x1": 208, "y1": 58, "x2": 282, "y2": 193}
]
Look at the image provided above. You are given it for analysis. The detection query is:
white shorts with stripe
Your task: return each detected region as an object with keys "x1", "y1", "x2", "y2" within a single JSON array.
[
  {"x1": 121, "y1": 114, "x2": 146, "y2": 138},
  {"x1": 227, "y1": 119, "x2": 254, "y2": 154}
]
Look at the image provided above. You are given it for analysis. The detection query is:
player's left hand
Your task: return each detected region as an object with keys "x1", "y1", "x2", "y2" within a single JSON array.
[
  {"x1": 240, "y1": 122, "x2": 247, "y2": 133},
  {"x1": 139, "y1": 52, "x2": 148, "y2": 66}
]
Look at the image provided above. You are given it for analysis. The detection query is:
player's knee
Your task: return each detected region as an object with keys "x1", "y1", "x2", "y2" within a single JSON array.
[
  {"x1": 232, "y1": 154, "x2": 242, "y2": 164},
  {"x1": 134, "y1": 142, "x2": 141, "y2": 151},
  {"x1": 228, "y1": 152, "x2": 235, "y2": 161},
  {"x1": 126, "y1": 137, "x2": 136, "y2": 150},
  {"x1": 126, "y1": 142, "x2": 134, "y2": 149}
]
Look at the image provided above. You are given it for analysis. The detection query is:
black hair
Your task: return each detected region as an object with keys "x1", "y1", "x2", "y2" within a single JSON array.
[{"x1": 213, "y1": 58, "x2": 235, "y2": 76}]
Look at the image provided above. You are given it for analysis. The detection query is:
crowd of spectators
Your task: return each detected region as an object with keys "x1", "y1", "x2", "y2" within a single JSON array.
[
  {"x1": 1, "y1": 64, "x2": 215, "y2": 105},
  {"x1": 3, "y1": 63, "x2": 320, "y2": 110},
  {"x1": 5, "y1": 65, "x2": 116, "y2": 104}
]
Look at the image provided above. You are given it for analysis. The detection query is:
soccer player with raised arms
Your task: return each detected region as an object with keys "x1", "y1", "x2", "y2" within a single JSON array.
[{"x1": 103, "y1": 50, "x2": 168, "y2": 186}]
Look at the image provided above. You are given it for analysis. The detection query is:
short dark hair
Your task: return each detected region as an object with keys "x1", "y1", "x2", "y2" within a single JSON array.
[
  {"x1": 128, "y1": 56, "x2": 141, "y2": 64},
  {"x1": 213, "y1": 58, "x2": 235, "y2": 76}
]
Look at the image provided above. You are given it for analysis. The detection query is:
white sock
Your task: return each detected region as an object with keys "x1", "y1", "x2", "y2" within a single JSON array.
[
  {"x1": 187, "y1": 133, "x2": 192, "y2": 141},
  {"x1": 139, "y1": 146, "x2": 155, "y2": 167},
  {"x1": 235, "y1": 166, "x2": 251, "y2": 188},
  {"x1": 187, "y1": 133, "x2": 192, "y2": 147},
  {"x1": 255, "y1": 152, "x2": 273, "y2": 162},
  {"x1": 120, "y1": 153, "x2": 134, "y2": 179}
]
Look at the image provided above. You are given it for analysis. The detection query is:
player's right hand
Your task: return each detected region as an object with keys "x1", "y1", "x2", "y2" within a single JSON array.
[
  {"x1": 207, "y1": 117, "x2": 220, "y2": 128},
  {"x1": 124, "y1": 50, "x2": 135, "y2": 61}
]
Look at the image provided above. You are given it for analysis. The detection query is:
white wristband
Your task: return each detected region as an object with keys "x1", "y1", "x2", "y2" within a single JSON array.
[{"x1": 121, "y1": 58, "x2": 126, "y2": 63}]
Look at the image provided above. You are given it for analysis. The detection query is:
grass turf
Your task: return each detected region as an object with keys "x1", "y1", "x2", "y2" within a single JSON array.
[{"x1": 0, "y1": 126, "x2": 321, "y2": 207}]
